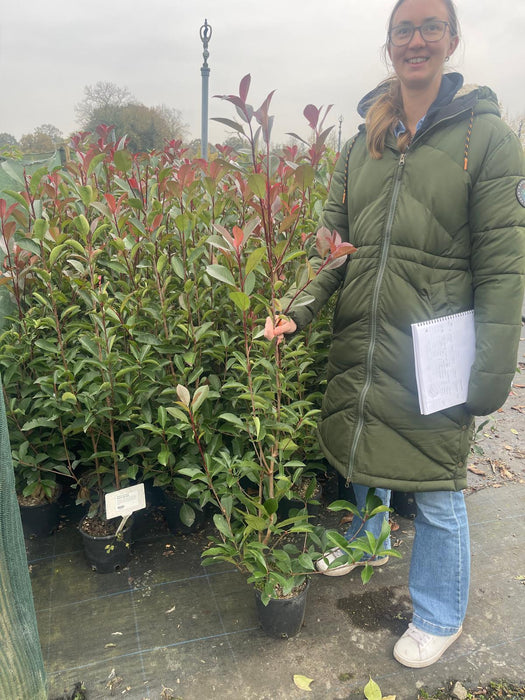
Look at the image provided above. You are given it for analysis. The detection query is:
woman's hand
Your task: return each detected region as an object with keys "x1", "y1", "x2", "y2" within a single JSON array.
[{"x1": 263, "y1": 316, "x2": 297, "y2": 341}]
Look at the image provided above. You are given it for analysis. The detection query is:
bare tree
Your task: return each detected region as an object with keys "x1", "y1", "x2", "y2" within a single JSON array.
[{"x1": 75, "y1": 81, "x2": 135, "y2": 127}]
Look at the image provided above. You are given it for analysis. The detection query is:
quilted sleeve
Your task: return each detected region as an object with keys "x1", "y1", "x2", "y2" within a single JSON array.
[{"x1": 466, "y1": 126, "x2": 525, "y2": 415}]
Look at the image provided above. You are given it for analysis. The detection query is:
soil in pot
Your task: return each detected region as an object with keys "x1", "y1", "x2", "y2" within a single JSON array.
[
  {"x1": 18, "y1": 484, "x2": 62, "y2": 537},
  {"x1": 160, "y1": 491, "x2": 207, "y2": 534},
  {"x1": 255, "y1": 579, "x2": 309, "y2": 639},
  {"x1": 78, "y1": 516, "x2": 133, "y2": 573}
]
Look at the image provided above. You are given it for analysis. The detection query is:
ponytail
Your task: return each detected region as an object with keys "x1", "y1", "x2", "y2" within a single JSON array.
[{"x1": 365, "y1": 78, "x2": 411, "y2": 159}]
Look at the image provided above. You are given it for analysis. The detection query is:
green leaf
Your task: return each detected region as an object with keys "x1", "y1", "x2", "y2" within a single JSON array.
[
  {"x1": 74, "y1": 214, "x2": 90, "y2": 238},
  {"x1": 213, "y1": 513, "x2": 232, "y2": 538},
  {"x1": 179, "y1": 503, "x2": 196, "y2": 528},
  {"x1": 113, "y1": 150, "x2": 132, "y2": 172},
  {"x1": 14, "y1": 237, "x2": 40, "y2": 256},
  {"x1": 364, "y1": 677, "x2": 383, "y2": 700},
  {"x1": 21, "y1": 418, "x2": 57, "y2": 431},
  {"x1": 158, "y1": 449, "x2": 171, "y2": 466},
  {"x1": 49, "y1": 243, "x2": 66, "y2": 266},
  {"x1": 1, "y1": 161, "x2": 24, "y2": 186},
  {"x1": 206, "y1": 264, "x2": 236, "y2": 287},
  {"x1": 263, "y1": 498, "x2": 278, "y2": 515},
  {"x1": 247, "y1": 173, "x2": 266, "y2": 199},
  {"x1": 191, "y1": 385, "x2": 209, "y2": 413},
  {"x1": 297, "y1": 553, "x2": 315, "y2": 571},
  {"x1": 221, "y1": 494, "x2": 233, "y2": 518},
  {"x1": 87, "y1": 152, "x2": 107, "y2": 176},
  {"x1": 210, "y1": 117, "x2": 245, "y2": 135},
  {"x1": 244, "y1": 246, "x2": 266, "y2": 277},
  {"x1": 244, "y1": 513, "x2": 268, "y2": 531},
  {"x1": 219, "y1": 413, "x2": 244, "y2": 429},
  {"x1": 33, "y1": 218, "x2": 48, "y2": 240},
  {"x1": 166, "y1": 406, "x2": 189, "y2": 423},
  {"x1": 229, "y1": 290, "x2": 250, "y2": 312},
  {"x1": 294, "y1": 164, "x2": 315, "y2": 189},
  {"x1": 78, "y1": 185, "x2": 94, "y2": 206}
]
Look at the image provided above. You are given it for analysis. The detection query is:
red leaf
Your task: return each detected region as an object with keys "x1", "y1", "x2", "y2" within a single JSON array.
[
  {"x1": 232, "y1": 225, "x2": 244, "y2": 251},
  {"x1": 303, "y1": 104, "x2": 320, "y2": 130},
  {"x1": 239, "y1": 74, "x2": 251, "y2": 103},
  {"x1": 104, "y1": 193, "x2": 116, "y2": 214}
]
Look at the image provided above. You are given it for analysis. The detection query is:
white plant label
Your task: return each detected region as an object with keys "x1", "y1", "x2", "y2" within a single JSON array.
[{"x1": 105, "y1": 484, "x2": 146, "y2": 520}]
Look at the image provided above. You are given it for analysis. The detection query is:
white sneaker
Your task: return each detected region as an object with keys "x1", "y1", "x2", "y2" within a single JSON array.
[
  {"x1": 315, "y1": 546, "x2": 389, "y2": 577},
  {"x1": 393, "y1": 623, "x2": 462, "y2": 668}
]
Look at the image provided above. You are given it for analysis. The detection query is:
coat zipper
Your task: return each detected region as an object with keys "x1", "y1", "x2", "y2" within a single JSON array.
[{"x1": 346, "y1": 151, "x2": 407, "y2": 485}]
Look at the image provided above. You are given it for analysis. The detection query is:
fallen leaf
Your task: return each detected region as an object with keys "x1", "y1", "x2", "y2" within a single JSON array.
[
  {"x1": 111, "y1": 632, "x2": 123, "y2": 636},
  {"x1": 504, "y1": 445, "x2": 512, "y2": 450},
  {"x1": 364, "y1": 677, "x2": 383, "y2": 700},
  {"x1": 384, "y1": 696, "x2": 397, "y2": 700},
  {"x1": 511, "y1": 405, "x2": 525, "y2": 413},
  {"x1": 513, "y1": 383, "x2": 525, "y2": 388},
  {"x1": 293, "y1": 675, "x2": 314, "y2": 691},
  {"x1": 166, "y1": 605, "x2": 176, "y2": 614},
  {"x1": 339, "y1": 513, "x2": 354, "y2": 526},
  {"x1": 104, "y1": 643, "x2": 117, "y2": 648},
  {"x1": 389, "y1": 518, "x2": 400, "y2": 532},
  {"x1": 468, "y1": 465, "x2": 486, "y2": 476},
  {"x1": 511, "y1": 428, "x2": 519, "y2": 435}
]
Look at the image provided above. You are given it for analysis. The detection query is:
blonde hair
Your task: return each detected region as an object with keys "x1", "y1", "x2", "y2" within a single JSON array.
[{"x1": 366, "y1": 0, "x2": 461, "y2": 159}]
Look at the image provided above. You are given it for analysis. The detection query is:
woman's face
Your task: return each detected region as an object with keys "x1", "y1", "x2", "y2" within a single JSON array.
[{"x1": 387, "y1": 0, "x2": 459, "y2": 93}]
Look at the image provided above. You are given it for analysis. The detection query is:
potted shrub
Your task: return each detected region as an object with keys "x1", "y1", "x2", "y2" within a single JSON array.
[{"x1": 163, "y1": 76, "x2": 399, "y2": 636}]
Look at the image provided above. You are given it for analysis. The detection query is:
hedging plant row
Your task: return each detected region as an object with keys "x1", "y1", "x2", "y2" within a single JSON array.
[{"x1": 0, "y1": 76, "x2": 338, "y2": 531}]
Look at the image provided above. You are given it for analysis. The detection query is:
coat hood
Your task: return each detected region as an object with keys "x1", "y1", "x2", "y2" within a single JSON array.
[{"x1": 357, "y1": 73, "x2": 501, "y2": 127}]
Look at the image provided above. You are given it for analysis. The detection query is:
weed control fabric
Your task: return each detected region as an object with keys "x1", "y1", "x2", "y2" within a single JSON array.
[{"x1": 0, "y1": 376, "x2": 47, "y2": 698}]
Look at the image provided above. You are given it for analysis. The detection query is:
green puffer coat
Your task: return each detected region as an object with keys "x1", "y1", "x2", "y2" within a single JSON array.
[{"x1": 289, "y1": 83, "x2": 525, "y2": 492}]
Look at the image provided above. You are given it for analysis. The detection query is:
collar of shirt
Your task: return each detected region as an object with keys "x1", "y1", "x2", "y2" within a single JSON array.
[{"x1": 394, "y1": 115, "x2": 426, "y2": 138}]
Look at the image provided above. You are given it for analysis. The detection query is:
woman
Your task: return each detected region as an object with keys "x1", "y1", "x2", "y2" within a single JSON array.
[{"x1": 265, "y1": 0, "x2": 525, "y2": 668}]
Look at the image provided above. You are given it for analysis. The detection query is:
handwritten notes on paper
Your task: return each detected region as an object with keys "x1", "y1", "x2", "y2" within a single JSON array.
[{"x1": 411, "y1": 310, "x2": 475, "y2": 415}]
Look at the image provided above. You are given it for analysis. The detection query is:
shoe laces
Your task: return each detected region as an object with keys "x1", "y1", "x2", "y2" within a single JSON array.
[{"x1": 405, "y1": 623, "x2": 434, "y2": 648}]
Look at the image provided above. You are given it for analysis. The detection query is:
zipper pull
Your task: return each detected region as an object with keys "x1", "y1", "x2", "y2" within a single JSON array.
[{"x1": 397, "y1": 152, "x2": 406, "y2": 179}]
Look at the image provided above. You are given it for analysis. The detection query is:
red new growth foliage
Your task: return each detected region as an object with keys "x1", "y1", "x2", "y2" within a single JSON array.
[
  {"x1": 105, "y1": 193, "x2": 117, "y2": 214},
  {"x1": 232, "y1": 226, "x2": 244, "y2": 252},
  {"x1": 239, "y1": 74, "x2": 251, "y2": 103},
  {"x1": 316, "y1": 226, "x2": 357, "y2": 259},
  {"x1": 0, "y1": 199, "x2": 18, "y2": 223}
]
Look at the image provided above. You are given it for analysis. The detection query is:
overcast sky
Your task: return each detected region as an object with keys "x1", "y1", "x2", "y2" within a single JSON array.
[{"x1": 1, "y1": 0, "x2": 524, "y2": 146}]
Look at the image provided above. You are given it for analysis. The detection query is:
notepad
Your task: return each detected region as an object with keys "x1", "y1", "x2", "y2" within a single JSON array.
[{"x1": 411, "y1": 310, "x2": 475, "y2": 415}]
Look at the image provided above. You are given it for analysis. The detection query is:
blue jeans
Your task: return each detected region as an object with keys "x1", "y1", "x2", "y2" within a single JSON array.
[{"x1": 346, "y1": 485, "x2": 470, "y2": 636}]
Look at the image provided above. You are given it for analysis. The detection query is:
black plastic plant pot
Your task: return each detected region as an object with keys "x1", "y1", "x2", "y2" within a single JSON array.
[
  {"x1": 19, "y1": 485, "x2": 62, "y2": 537},
  {"x1": 161, "y1": 491, "x2": 207, "y2": 535},
  {"x1": 391, "y1": 491, "x2": 417, "y2": 519},
  {"x1": 255, "y1": 580, "x2": 309, "y2": 639},
  {"x1": 78, "y1": 517, "x2": 133, "y2": 573}
]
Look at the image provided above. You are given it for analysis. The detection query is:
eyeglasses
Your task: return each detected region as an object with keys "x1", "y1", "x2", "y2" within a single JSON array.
[{"x1": 389, "y1": 20, "x2": 450, "y2": 47}]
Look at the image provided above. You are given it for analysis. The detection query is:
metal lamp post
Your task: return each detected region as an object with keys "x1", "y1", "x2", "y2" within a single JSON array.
[
  {"x1": 338, "y1": 115, "x2": 343, "y2": 152},
  {"x1": 199, "y1": 19, "x2": 212, "y2": 161}
]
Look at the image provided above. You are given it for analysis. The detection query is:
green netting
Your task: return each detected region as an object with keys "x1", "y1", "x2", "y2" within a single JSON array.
[
  {"x1": 0, "y1": 375, "x2": 47, "y2": 699},
  {"x1": 0, "y1": 151, "x2": 63, "y2": 205}
]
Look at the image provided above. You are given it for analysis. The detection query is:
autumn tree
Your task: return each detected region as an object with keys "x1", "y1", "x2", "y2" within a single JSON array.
[
  {"x1": 19, "y1": 124, "x2": 63, "y2": 154},
  {"x1": 0, "y1": 133, "x2": 18, "y2": 150},
  {"x1": 75, "y1": 82, "x2": 187, "y2": 152}
]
